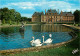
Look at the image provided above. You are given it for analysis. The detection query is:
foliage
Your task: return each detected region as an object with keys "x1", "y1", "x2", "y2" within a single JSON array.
[
  {"x1": 0, "y1": 7, "x2": 32, "y2": 24},
  {"x1": 73, "y1": 10, "x2": 80, "y2": 23},
  {"x1": 20, "y1": 17, "x2": 31, "y2": 22},
  {"x1": 8, "y1": 19, "x2": 12, "y2": 25},
  {"x1": 0, "y1": 7, "x2": 21, "y2": 24},
  {"x1": 2, "y1": 19, "x2": 6, "y2": 24}
]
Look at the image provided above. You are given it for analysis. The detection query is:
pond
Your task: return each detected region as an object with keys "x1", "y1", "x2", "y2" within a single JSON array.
[{"x1": 0, "y1": 24, "x2": 73, "y2": 50}]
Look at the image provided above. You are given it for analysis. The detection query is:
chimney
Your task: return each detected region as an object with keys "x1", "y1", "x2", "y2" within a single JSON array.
[
  {"x1": 45, "y1": 9, "x2": 46, "y2": 13},
  {"x1": 58, "y1": 9, "x2": 59, "y2": 14},
  {"x1": 61, "y1": 10, "x2": 63, "y2": 15}
]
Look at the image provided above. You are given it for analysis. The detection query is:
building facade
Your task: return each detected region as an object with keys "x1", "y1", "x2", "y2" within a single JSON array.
[{"x1": 32, "y1": 9, "x2": 74, "y2": 23}]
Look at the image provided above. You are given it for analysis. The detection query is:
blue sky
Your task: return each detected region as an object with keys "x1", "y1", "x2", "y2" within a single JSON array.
[{"x1": 0, "y1": 0, "x2": 80, "y2": 17}]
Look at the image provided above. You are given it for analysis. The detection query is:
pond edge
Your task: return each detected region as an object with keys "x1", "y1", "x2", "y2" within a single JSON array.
[{"x1": 0, "y1": 31, "x2": 77, "y2": 54}]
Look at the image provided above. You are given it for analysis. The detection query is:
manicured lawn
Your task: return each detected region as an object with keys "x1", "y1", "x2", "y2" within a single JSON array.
[{"x1": 0, "y1": 31, "x2": 79, "y2": 56}]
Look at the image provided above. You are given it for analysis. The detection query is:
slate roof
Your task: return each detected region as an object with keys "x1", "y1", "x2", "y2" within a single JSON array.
[
  {"x1": 47, "y1": 9, "x2": 57, "y2": 13},
  {"x1": 61, "y1": 12, "x2": 74, "y2": 16},
  {"x1": 32, "y1": 9, "x2": 74, "y2": 16},
  {"x1": 33, "y1": 12, "x2": 44, "y2": 16}
]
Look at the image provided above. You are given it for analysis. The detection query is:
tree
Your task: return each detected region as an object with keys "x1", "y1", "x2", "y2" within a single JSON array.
[
  {"x1": 0, "y1": 7, "x2": 9, "y2": 21},
  {"x1": 8, "y1": 19, "x2": 12, "y2": 25},
  {"x1": 9, "y1": 9, "x2": 15, "y2": 21},
  {"x1": 0, "y1": 7, "x2": 21, "y2": 24},
  {"x1": 15, "y1": 12, "x2": 21, "y2": 24},
  {"x1": 2, "y1": 19, "x2": 6, "y2": 24},
  {"x1": 20, "y1": 17, "x2": 31, "y2": 22},
  {"x1": 73, "y1": 10, "x2": 80, "y2": 23}
]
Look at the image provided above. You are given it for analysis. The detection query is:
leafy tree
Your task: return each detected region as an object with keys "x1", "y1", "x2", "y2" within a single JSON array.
[
  {"x1": 21, "y1": 17, "x2": 31, "y2": 22},
  {"x1": 0, "y1": 7, "x2": 9, "y2": 21},
  {"x1": 0, "y1": 7, "x2": 31, "y2": 24},
  {"x1": 0, "y1": 7, "x2": 21, "y2": 24},
  {"x1": 73, "y1": 10, "x2": 80, "y2": 23},
  {"x1": 2, "y1": 19, "x2": 6, "y2": 24},
  {"x1": 15, "y1": 12, "x2": 21, "y2": 22},
  {"x1": 9, "y1": 9, "x2": 15, "y2": 21},
  {"x1": 8, "y1": 19, "x2": 12, "y2": 25}
]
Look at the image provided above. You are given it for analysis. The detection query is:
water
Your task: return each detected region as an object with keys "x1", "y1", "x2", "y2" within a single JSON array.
[{"x1": 0, "y1": 24, "x2": 73, "y2": 50}]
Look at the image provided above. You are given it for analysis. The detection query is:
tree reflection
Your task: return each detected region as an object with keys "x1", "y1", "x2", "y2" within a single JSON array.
[
  {"x1": 19, "y1": 27, "x2": 25, "y2": 39},
  {"x1": 0, "y1": 27, "x2": 19, "y2": 35},
  {"x1": 0, "y1": 27, "x2": 20, "y2": 42},
  {"x1": 32, "y1": 25, "x2": 41, "y2": 32}
]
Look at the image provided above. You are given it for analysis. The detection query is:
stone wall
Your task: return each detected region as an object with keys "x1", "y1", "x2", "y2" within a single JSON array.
[
  {"x1": 41, "y1": 15, "x2": 74, "y2": 23},
  {"x1": 32, "y1": 16, "x2": 41, "y2": 22}
]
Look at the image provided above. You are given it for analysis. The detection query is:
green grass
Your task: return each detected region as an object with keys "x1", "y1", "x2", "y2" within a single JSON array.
[
  {"x1": 0, "y1": 22, "x2": 45, "y2": 27},
  {"x1": 0, "y1": 31, "x2": 79, "y2": 56}
]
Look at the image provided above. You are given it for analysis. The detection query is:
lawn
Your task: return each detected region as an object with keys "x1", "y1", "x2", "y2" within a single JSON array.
[{"x1": 0, "y1": 31, "x2": 79, "y2": 56}]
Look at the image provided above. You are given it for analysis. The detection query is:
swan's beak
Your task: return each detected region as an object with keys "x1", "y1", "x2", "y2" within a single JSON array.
[
  {"x1": 32, "y1": 37, "x2": 34, "y2": 38},
  {"x1": 42, "y1": 36, "x2": 44, "y2": 38}
]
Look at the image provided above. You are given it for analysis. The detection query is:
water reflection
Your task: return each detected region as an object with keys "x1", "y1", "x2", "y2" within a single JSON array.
[
  {"x1": 32, "y1": 24, "x2": 72, "y2": 32},
  {"x1": 0, "y1": 27, "x2": 16, "y2": 35},
  {"x1": 0, "y1": 27, "x2": 25, "y2": 42},
  {"x1": 19, "y1": 27, "x2": 25, "y2": 39},
  {"x1": 0, "y1": 24, "x2": 73, "y2": 50},
  {"x1": 0, "y1": 24, "x2": 72, "y2": 42}
]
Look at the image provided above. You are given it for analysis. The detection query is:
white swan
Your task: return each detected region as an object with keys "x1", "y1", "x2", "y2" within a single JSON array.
[
  {"x1": 42, "y1": 34, "x2": 53, "y2": 44},
  {"x1": 30, "y1": 37, "x2": 42, "y2": 47},
  {"x1": 30, "y1": 37, "x2": 41, "y2": 43},
  {"x1": 44, "y1": 38, "x2": 53, "y2": 44}
]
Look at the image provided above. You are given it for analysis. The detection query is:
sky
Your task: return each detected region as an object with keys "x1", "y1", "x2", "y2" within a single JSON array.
[{"x1": 0, "y1": 0, "x2": 80, "y2": 18}]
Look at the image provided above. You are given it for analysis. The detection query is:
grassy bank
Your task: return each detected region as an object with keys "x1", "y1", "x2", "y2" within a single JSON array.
[
  {"x1": 0, "y1": 31, "x2": 79, "y2": 56},
  {"x1": 0, "y1": 22, "x2": 46, "y2": 27}
]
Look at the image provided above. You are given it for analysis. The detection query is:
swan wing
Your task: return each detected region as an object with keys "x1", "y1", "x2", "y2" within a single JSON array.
[
  {"x1": 44, "y1": 38, "x2": 53, "y2": 43},
  {"x1": 35, "y1": 44, "x2": 42, "y2": 47},
  {"x1": 31, "y1": 42, "x2": 42, "y2": 47},
  {"x1": 34, "y1": 39, "x2": 41, "y2": 44},
  {"x1": 30, "y1": 39, "x2": 42, "y2": 47}
]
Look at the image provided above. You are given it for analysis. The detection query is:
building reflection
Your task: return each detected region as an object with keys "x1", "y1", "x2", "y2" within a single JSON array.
[
  {"x1": 32, "y1": 25, "x2": 41, "y2": 32},
  {"x1": 32, "y1": 24, "x2": 73, "y2": 32}
]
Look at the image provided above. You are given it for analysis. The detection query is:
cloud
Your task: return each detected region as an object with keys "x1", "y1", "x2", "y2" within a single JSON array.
[
  {"x1": 1, "y1": 0, "x2": 80, "y2": 17},
  {"x1": 20, "y1": 7, "x2": 34, "y2": 10},
  {"x1": 9, "y1": 2, "x2": 41, "y2": 10},
  {"x1": 3, "y1": 1, "x2": 79, "y2": 11}
]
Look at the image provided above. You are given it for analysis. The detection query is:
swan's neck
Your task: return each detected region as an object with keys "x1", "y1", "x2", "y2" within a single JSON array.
[
  {"x1": 43, "y1": 37, "x2": 44, "y2": 43},
  {"x1": 33, "y1": 38, "x2": 34, "y2": 41}
]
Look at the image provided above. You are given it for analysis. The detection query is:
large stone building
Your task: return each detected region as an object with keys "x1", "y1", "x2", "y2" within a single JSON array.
[{"x1": 32, "y1": 9, "x2": 74, "y2": 23}]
